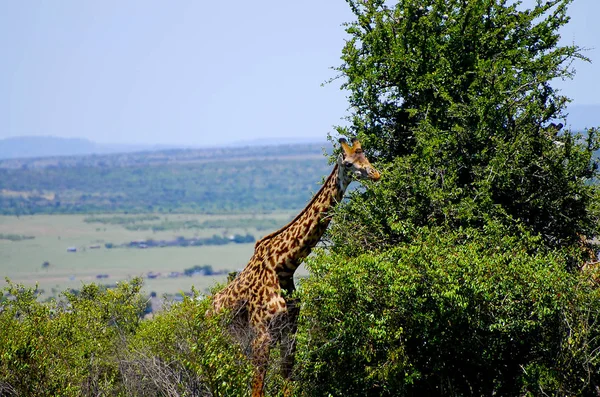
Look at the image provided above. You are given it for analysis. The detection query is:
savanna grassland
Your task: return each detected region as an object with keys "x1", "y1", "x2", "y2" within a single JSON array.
[
  {"x1": 0, "y1": 143, "x2": 330, "y2": 215},
  {"x1": 0, "y1": 143, "x2": 327, "y2": 298},
  {"x1": 0, "y1": 212, "x2": 297, "y2": 298}
]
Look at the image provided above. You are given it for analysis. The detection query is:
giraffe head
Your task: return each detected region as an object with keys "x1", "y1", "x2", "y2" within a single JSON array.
[{"x1": 338, "y1": 137, "x2": 381, "y2": 182}]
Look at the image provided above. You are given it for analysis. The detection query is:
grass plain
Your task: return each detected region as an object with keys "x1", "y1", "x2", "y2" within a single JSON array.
[{"x1": 0, "y1": 212, "x2": 297, "y2": 298}]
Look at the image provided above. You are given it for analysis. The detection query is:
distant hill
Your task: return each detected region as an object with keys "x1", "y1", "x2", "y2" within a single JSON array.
[
  {"x1": 1, "y1": 103, "x2": 597, "y2": 160},
  {"x1": 0, "y1": 136, "x2": 95, "y2": 159},
  {"x1": 0, "y1": 136, "x2": 185, "y2": 160},
  {"x1": 0, "y1": 136, "x2": 328, "y2": 160},
  {"x1": 0, "y1": 142, "x2": 330, "y2": 170}
]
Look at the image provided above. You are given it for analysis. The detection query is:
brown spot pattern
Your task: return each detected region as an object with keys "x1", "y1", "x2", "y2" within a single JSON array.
[{"x1": 209, "y1": 139, "x2": 380, "y2": 397}]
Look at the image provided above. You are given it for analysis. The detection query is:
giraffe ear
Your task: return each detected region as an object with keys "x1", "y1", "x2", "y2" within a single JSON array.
[
  {"x1": 339, "y1": 138, "x2": 352, "y2": 156},
  {"x1": 351, "y1": 138, "x2": 362, "y2": 151}
]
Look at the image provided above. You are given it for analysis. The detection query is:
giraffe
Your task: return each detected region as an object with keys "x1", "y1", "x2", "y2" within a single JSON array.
[{"x1": 210, "y1": 138, "x2": 380, "y2": 397}]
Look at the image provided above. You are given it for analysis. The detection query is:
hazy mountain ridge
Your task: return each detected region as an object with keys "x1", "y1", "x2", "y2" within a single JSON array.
[
  {"x1": 0, "y1": 136, "x2": 199, "y2": 160},
  {"x1": 1, "y1": 103, "x2": 597, "y2": 160},
  {"x1": 0, "y1": 142, "x2": 331, "y2": 170},
  {"x1": 0, "y1": 135, "x2": 327, "y2": 161}
]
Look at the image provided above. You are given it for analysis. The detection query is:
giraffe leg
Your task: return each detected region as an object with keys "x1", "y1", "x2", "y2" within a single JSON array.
[
  {"x1": 280, "y1": 297, "x2": 300, "y2": 378},
  {"x1": 251, "y1": 326, "x2": 271, "y2": 397},
  {"x1": 280, "y1": 297, "x2": 300, "y2": 397},
  {"x1": 249, "y1": 284, "x2": 287, "y2": 397}
]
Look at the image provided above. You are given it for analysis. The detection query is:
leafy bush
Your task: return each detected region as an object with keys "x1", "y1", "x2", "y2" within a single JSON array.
[
  {"x1": 124, "y1": 289, "x2": 295, "y2": 396},
  {"x1": 123, "y1": 291, "x2": 254, "y2": 396},
  {"x1": 0, "y1": 277, "x2": 290, "y2": 396},
  {"x1": 0, "y1": 278, "x2": 147, "y2": 396},
  {"x1": 296, "y1": 225, "x2": 600, "y2": 396}
]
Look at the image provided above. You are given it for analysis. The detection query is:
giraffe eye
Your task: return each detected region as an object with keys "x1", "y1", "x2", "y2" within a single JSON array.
[{"x1": 343, "y1": 161, "x2": 353, "y2": 168}]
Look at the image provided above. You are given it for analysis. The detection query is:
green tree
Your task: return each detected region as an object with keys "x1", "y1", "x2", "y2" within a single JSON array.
[
  {"x1": 328, "y1": 0, "x2": 600, "y2": 257},
  {"x1": 294, "y1": 0, "x2": 600, "y2": 395}
]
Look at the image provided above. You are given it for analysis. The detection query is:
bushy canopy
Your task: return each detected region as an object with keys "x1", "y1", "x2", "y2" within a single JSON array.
[
  {"x1": 328, "y1": 0, "x2": 600, "y2": 257},
  {"x1": 297, "y1": 225, "x2": 600, "y2": 395}
]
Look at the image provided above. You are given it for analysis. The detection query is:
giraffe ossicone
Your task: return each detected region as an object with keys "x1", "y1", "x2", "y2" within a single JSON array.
[{"x1": 210, "y1": 137, "x2": 380, "y2": 397}]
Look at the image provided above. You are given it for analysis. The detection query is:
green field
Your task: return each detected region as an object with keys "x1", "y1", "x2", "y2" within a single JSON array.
[
  {"x1": 0, "y1": 213, "x2": 297, "y2": 298},
  {"x1": 0, "y1": 143, "x2": 331, "y2": 215}
]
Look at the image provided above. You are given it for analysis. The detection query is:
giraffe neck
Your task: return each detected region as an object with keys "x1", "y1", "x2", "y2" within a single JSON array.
[{"x1": 254, "y1": 164, "x2": 349, "y2": 284}]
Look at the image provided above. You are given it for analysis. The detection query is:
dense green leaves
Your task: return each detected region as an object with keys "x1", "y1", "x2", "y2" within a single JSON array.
[
  {"x1": 0, "y1": 279, "x2": 147, "y2": 396},
  {"x1": 297, "y1": 226, "x2": 600, "y2": 396},
  {"x1": 331, "y1": 0, "x2": 600, "y2": 254}
]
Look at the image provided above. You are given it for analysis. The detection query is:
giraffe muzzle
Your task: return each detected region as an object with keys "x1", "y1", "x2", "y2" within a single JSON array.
[{"x1": 368, "y1": 167, "x2": 381, "y2": 181}]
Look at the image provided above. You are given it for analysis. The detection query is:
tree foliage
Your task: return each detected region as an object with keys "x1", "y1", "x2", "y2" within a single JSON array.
[
  {"x1": 297, "y1": 225, "x2": 600, "y2": 396},
  {"x1": 297, "y1": 0, "x2": 600, "y2": 395},
  {"x1": 329, "y1": 0, "x2": 600, "y2": 256},
  {"x1": 0, "y1": 279, "x2": 147, "y2": 396}
]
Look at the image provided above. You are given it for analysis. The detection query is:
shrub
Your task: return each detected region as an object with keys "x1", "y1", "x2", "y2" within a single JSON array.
[
  {"x1": 0, "y1": 278, "x2": 147, "y2": 396},
  {"x1": 123, "y1": 291, "x2": 254, "y2": 396},
  {"x1": 295, "y1": 225, "x2": 600, "y2": 396}
]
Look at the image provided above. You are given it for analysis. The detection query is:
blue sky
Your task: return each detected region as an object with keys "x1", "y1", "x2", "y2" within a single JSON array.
[{"x1": 1, "y1": 1, "x2": 598, "y2": 146}]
